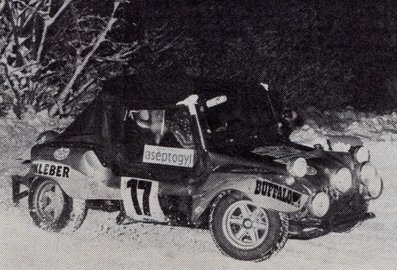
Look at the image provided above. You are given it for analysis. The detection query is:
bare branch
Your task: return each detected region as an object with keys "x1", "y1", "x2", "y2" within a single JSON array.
[
  {"x1": 0, "y1": 62, "x2": 22, "y2": 118},
  {"x1": 77, "y1": 15, "x2": 108, "y2": 24},
  {"x1": 50, "y1": 0, "x2": 121, "y2": 116},
  {"x1": 63, "y1": 78, "x2": 95, "y2": 108},
  {"x1": 36, "y1": 0, "x2": 73, "y2": 61}
]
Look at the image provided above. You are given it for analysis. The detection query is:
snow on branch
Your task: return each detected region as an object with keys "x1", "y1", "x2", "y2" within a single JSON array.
[{"x1": 49, "y1": 0, "x2": 123, "y2": 116}]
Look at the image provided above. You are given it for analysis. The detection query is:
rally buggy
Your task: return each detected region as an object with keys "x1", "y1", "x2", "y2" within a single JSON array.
[{"x1": 12, "y1": 73, "x2": 383, "y2": 261}]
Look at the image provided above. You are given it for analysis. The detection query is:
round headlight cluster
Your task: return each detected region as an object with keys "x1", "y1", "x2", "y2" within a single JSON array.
[
  {"x1": 287, "y1": 157, "x2": 308, "y2": 177},
  {"x1": 310, "y1": 192, "x2": 330, "y2": 217},
  {"x1": 360, "y1": 163, "x2": 383, "y2": 199},
  {"x1": 330, "y1": 167, "x2": 352, "y2": 193},
  {"x1": 354, "y1": 147, "x2": 370, "y2": 163}
]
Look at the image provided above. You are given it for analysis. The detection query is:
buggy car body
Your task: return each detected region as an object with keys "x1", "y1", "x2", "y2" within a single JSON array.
[{"x1": 12, "y1": 73, "x2": 383, "y2": 261}]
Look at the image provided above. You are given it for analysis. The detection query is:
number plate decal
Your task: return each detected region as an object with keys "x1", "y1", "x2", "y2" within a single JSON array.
[{"x1": 121, "y1": 177, "x2": 167, "y2": 222}]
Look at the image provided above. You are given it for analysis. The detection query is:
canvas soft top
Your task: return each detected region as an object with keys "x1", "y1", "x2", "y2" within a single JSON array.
[
  {"x1": 55, "y1": 73, "x2": 279, "y2": 168},
  {"x1": 100, "y1": 72, "x2": 273, "y2": 108}
]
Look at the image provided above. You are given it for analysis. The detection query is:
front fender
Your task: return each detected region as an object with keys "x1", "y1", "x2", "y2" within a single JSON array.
[{"x1": 191, "y1": 172, "x2": 310, "y2": 222}]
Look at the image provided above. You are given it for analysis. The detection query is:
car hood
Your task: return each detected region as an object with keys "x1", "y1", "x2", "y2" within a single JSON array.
[
  {"x1": 252, "y1": 143, "x2": 351, "y2": 166},
  {"x1": 251, "y1": 143, "x2": 354, "y2": 191}
]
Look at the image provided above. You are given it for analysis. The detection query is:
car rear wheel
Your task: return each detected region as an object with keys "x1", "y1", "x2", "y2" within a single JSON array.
[
  {"x1": 29, "y1": 178, "x2": 87, "y2": 232},
  {"x1": 209, "y1": 191, "x2": 289, "y2": 261}
]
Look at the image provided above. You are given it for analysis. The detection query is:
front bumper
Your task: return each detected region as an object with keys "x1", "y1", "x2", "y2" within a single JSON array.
[{"x1": 289, "y1": 191, "x2": 375, "y2": 239}]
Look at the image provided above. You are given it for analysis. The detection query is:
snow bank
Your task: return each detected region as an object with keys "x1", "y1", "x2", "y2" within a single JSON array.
[
  {"x1": 0, "y1": 108, "x2": 73, "y2": 147},
  {"x1": 297, "y1": 107, "x2": 397, "y2": 143}
]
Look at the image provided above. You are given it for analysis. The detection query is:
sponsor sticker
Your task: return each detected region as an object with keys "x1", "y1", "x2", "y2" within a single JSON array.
[
  {"x1": 142, "y1": 145, "x2": 195, "y2": 168},
  {"x1": 254, "y1": 179, "x2": 302, "y2": 208},
  {"x1": 53, "y1": 147, "x2": 70, "y2": 161},
  {"x1": 33, "y1": 161, "x2": 70, "y2": 178}
]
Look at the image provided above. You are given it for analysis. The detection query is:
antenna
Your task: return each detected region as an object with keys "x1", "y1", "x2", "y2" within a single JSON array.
[{"x1": 260, "y1": 82, "x2": 277, "y2": 119}]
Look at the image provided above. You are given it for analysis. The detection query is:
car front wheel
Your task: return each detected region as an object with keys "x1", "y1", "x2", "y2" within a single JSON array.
[
  {"x1": 209, "y1": 191, "x2": 289, "y2": 261},
  {"x1": 29, "y1": 178, "x2": 87, "y2": 232}
]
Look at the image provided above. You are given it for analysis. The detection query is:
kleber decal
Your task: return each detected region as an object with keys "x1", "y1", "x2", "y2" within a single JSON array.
[
  {"x1": 33, "y1": 162, "x2": 70, "y2": 178},
  {"x1": 53, "y1": 147, "x2": 70, "y2": 161},
  {"x1": 254, "y1": 179, "x2": 302, "y2": 208},
  {"x1": 143, "y1": 145, "x2": 194, "y2": 168}
]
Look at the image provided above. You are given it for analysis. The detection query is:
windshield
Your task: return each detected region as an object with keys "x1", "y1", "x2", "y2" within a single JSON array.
[{"x1": 200, "y1": 92, "x2": 280, "y2": 153}]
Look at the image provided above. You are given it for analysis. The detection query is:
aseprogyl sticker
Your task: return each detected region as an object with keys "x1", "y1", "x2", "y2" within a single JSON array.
[{"x1": 143, "y1": 145, "x2": 195, "y2": 168}]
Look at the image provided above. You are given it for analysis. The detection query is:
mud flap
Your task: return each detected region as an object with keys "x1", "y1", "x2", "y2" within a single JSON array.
[{"x1": 11, "y1": 175, "x2": 29, "y2": 206}]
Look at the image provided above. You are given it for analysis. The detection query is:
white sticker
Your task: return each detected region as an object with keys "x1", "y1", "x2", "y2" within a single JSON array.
[
  {"x1": 121, "y1": 177, "x2": 167, "y2": 222},
  {"x1": 53, "y1": 147, "x2": 70, "y2": 160},
  {"x1": 142, "y1": 145, "x2": 195, "y2": 168}
]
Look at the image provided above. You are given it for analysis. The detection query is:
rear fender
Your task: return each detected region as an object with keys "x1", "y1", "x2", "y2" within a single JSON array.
[
  {"x1": 191, "y1": 173, "x2": 310, "y2": 222},
  {"x1": 30, "y1": 147, "x2": 121, "y2": 200}
]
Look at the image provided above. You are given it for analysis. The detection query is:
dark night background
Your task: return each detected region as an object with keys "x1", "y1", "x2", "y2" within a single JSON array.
[
  {"x1": 119, "y1": 0, "x2": 397, "y2": 112},
  {"x1": 2, "y1": 0, "x2": 397, "y2": 115}
]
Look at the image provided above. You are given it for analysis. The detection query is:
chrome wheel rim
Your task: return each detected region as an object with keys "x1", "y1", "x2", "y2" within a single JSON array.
[
  {"x1": 36, "y1": 181, "x2": 65, "y2": 222},
  {"x1": 222, "y1": 200, "x2": 269, "y2": 250}
]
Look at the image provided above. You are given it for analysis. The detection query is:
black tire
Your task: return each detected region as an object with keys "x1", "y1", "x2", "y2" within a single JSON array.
[
  {"x1": 209, "y1": 191, "x2": 289, "y2": 262},
  {"x1": 29, "y1": 178, "x2": 87, "y2": 232}
]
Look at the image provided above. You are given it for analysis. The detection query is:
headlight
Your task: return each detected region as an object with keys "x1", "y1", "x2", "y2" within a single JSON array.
[
  {"x1": 360, "y1": 163, "x2": 383, "y2": 199},
  {"x1": 360, "y1": 163, "x2": 376, "y2": 180},
  {"x1": 330, "y1": 167, "x2": 352, "y2": 193},
  {"x1": 310, "y1": 192, "x2": 330, "y2": 217},
  {"x1": 287, "y1": 157, "x2": 308, "y2": 177},
  {"x1": 367, "y1": 175, "x2": 383, "y2": 199},
  {"x1": 354, "y1": 146, "x2": 370, "y2": 163}
]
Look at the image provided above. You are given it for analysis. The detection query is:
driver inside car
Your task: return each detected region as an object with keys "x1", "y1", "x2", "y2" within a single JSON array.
[
  {"x1": 136, "y1": 110, "x2": 167, "y2": 144},
  {"x1": 136, "y1": 109, "x2": 194, "y2": 148}
]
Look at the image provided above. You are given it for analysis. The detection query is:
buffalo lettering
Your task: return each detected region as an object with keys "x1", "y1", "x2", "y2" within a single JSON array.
[
  {"x1": 254, "y1": 179, "x2": 302, "y2": 208},
  {"x1": 34, "y1": 162, "x2": 70, "y2": 178}
]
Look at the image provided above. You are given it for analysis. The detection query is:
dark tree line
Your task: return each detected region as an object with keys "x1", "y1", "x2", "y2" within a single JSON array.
[{"x1": 135, "y1": 0, "x2": 397, "y2": 111}]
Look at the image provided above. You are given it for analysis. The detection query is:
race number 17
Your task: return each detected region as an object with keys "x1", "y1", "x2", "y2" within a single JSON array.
[
  {"x1": 127, "y1": 179, "x2": 152, "y2": 216},
  {"x1": 121, "y1": 177, "x2": 166, "y2": 222}
]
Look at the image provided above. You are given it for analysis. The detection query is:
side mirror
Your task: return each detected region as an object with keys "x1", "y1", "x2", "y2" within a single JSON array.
[
  {"x1": 260, "y1": 83, "x2": 269, "y2": 91},
  {"x1": 206, "y1": 95, "x2": 227, "y2": 108}
]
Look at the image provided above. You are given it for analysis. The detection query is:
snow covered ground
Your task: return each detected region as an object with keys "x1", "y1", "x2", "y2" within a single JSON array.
[{"x1": 1, "y1": 113, "x2": 397, "y2": 270}]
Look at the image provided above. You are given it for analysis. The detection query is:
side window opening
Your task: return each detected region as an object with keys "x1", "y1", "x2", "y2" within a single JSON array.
[
  {"x1": 137, "y1": 110, "x2": 166, "y2": 144},
  {"x1": 124, "y1": 108, "x2": 195, "y2": 149},
  {"x1": 166, "y1": 108, "x2": 195, "y2": 149}
]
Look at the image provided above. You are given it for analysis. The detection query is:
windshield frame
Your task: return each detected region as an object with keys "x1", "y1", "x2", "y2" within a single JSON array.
[{"x1": 196, "y1": 94, "x2": 281, "y2": 153}]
